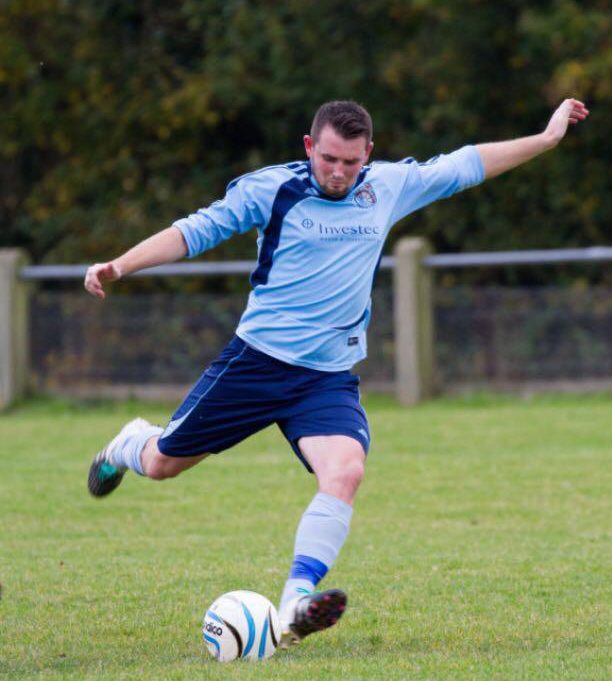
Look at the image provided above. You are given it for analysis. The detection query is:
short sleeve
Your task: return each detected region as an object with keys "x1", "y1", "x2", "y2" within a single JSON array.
[
  {"x1": 391, "y1": 145, "x2": 485, "y2": 224},
  {"x1": 173, "y1": 169, "x2": 285, "y2": 257}
]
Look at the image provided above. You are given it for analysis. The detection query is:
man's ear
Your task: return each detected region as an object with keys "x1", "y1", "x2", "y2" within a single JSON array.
[
  {"x1": 304, "y1": 134, "x2": 314, "y2": 158},
  {"x1": 364, "y1": 140, "x2": 374, "y2": 163}
]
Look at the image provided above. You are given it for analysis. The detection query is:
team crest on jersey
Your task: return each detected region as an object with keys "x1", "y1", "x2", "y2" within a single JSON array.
[{"x1": 354, "y1": 182, "x2": 377, "y2": 209}]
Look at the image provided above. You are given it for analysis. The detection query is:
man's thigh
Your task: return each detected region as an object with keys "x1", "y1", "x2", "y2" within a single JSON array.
[
  {"x1": 278, "y1": 374, "x2": 370, "y2": 473},
  {"x1": 157, "y1": 335, "x2": 285, "y2": 459},
  {"x1": 298, "y1": 435, "x2": 366, "y2": 473}
]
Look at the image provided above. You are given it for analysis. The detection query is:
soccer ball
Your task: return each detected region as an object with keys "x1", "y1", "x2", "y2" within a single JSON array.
[{"x1": 203, "y1": 590, "x2": 282, "y2": 662}]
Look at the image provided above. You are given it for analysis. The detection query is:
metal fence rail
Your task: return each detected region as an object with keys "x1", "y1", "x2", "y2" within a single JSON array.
[
  {"x1": 18, "y1": 247, "x2": 612, "y2": 280},
  {"x1": 424, "y1": 246, "x2": 612, "y2": 268},
  {"x1": 19, "y1": 257, "x2": 396, "y2": 279}
]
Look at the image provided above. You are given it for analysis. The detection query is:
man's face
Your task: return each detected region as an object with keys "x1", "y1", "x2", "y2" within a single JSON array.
[{"x1": 304, "y1": 125, "x2": 373, "y2": 198}]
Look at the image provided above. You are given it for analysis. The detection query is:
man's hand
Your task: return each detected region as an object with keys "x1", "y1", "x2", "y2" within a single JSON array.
[
  {"x1": 543, "y1": 98, "x2": 590, "y2": 147},
  {"x1": 477, "y1": 97, "x2": 590, "y2": 179},
  {"x1": 84, "y1": 261, "x2": 122, "y2": 299},
  {"x1": 83, "y1": 227, "x2": 188, "y2": 299}
]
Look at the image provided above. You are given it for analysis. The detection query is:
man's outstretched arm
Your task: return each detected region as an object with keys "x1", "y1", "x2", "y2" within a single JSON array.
[
  {"x1": 477, "y1": 98, "x2": 589, "y2": 180},
  {"x1": 84, "y1": 226, "x2": 188, "y2": 299}
]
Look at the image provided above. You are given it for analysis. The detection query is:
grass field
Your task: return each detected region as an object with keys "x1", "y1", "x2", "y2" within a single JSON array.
[{"x1": 1, "y1": 393, "x2": 610, "y2": 680}]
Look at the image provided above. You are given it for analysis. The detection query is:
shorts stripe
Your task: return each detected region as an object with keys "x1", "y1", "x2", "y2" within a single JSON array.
[{"x1": 161, "y1": 345, "x2": 248, "y2": 440}]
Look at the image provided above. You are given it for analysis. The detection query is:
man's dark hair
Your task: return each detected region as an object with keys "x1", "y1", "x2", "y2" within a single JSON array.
[{"x1": 310, "y1": 100, "x2": 373, "y2": 143}]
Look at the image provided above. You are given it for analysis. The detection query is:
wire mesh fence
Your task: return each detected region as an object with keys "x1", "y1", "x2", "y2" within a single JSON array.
[
  {"x1": 29, "y1": 283, "x2": 612, "y2": 398},
  {"x1": 435, "y1": 286, "x2": 612, "y2": 390}
]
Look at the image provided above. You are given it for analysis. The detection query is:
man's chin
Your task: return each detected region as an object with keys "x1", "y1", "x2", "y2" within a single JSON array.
[{"x1": 323, "y1": 184, "x2": 348, "y2": 198}]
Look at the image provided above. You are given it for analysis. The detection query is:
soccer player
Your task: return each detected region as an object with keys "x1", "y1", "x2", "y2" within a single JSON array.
[{"x1": 84, "y1": 98, "x2": 588, "y2": 646}]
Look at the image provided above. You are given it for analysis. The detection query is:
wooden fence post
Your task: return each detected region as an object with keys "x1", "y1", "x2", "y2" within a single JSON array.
[
  {"x1": 0, "y1": 249, "x2": 30, "y2": 410},
  {"x1": 393, "y1": 238, "x2": 435, "y2": 405}
]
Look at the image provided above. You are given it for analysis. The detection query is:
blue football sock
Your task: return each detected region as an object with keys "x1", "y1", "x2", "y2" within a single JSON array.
[
  {"x1": 279, "y1": 492, "x2": 353, "y2": 616},
  {"x1": 112, "y1": 425, "x2": 163, "y2": 476}
]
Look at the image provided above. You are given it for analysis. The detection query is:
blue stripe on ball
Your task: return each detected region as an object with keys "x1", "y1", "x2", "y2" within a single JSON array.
[
  {"x1": 241, "y1": 602, "x2": 256, "y2": 657},
  {"x1": 258, "y1": 616, "x2": 270, "y2": 658}
]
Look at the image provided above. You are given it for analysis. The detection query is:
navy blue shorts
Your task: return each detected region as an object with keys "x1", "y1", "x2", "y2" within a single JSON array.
[{"x1": 157, "y1": 336, "x2": 370, "y2": 472}]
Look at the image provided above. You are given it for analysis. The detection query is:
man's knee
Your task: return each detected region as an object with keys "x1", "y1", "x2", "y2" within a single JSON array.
[
  {"x1": 298, "y1": 435, "x2": 366, "y2": 503},
  {"x1": 319, "y1": 447, "x2": 366, "y2": 501},
  {"x1": 332, "y1": 457, "x2": 365, "y2": 493}
]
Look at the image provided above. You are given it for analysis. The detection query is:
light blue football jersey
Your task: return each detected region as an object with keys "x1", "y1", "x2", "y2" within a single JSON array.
[{"x1": 174, "y1": 145, "x2": 484, "y2": 371}]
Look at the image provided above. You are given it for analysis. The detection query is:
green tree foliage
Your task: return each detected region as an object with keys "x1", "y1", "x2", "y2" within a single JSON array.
[{"x1": 1, "y1": 0, "x2": 610, "y2": 278}]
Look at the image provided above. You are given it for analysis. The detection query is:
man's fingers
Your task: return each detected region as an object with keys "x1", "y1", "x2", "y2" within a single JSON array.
[
  {"x1": 89, "y1": 278, "x2": 105, "y2": 297},
  {"x1": 84, "y1": 262, "x2": 118, "y2": 298},
  {"x1": 545, "y1": 97, "x2": 589, "y2": 143},
  {"x1": 566, "y1": 99, "x2": 589, "y2": 117},
  {"x1": 570, "y1": 106, "x2": 588, "y2": 117},
  {"x1": 84, "y1": 277, "x2": 103, "y2": 298},
  {"x1": 88, "y1": 285, "x2": 106, "y2": 300},
  {"x1": 552, "y1": 99, "x2": 589, "y2": 131}
]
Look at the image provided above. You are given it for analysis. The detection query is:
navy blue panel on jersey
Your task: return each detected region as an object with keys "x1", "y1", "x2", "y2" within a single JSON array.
[
  {"x1": 157, "y1": 336, "x2": 370, "y2": 472},
  {"x1": 250, "y1": 177, "x2": 310, "y2": 287}
]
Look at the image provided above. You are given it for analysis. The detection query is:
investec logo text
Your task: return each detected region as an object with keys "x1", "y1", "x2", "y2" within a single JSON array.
[{"x1": 317, "y1": 223, "x2": 380, "y2": 238}]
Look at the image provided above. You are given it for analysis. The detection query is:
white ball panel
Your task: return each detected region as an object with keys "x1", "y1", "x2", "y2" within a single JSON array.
[{"x1": 203, "y1": 590, "x2": 280, "y2": 662}]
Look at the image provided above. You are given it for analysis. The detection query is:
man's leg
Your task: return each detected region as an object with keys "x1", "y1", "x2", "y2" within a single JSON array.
[
  {"x1": 88, "y1": 418, "x2": 209, "y2": 497},
  {"x1": 87, "y1": 336, "x2": 259, "y2": 497},
  {"x1": 279, "y1": 434, "x2": 365, "y2": 643},
  {"x1": 140, "y1": 436, "x2": 209, "y2": 479}
]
